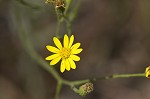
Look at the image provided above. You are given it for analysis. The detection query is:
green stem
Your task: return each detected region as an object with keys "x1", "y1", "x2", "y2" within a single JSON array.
[
  {"x1": 64, "y1": 0, "x2": 72, "y2": 14},
  {"x1": 55, "y1": 8, "x2": 62, "y2": 37},
  {"x1": 91, "y1": 73, "x2": 145, "y2": 81},
  {"x1": 72, "y1": 86, "x2": 79, "y2": 94},
  {"x1": 63, "y1": 15, "x2": 71, "y2": 36},
  {"x1": 54, "y1": 81, "x2": 62, "y2": 99},
  {"x1": 56, "y1": 20, "x2": 61, "y2": 37},
  {"x1": 106, "y1": 73, "x2": 145, "y2": 79},
  {"x1": 62, "y1": 79, "x2": 89, "y2": 87},
  {"x1": 66, "y1": 19, "x2": 71, "y2": 36}
]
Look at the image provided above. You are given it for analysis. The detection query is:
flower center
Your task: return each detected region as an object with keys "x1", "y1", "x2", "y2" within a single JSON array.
[{"x1": 59, "y1": 48, "x2": 71, "y2": 59}]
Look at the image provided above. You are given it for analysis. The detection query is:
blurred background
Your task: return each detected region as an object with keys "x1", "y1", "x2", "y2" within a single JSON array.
[{"x1": 0, "y1": 0, "x2": 150, "y2": 99}]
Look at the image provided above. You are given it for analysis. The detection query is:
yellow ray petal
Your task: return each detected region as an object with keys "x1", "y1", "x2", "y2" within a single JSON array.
[
  {"x1": 71, "y1": 43, "x2": 80, "y2": 50},
  {"x1": 65, "y1": 59, "x2": 70, "y2": 71},
  {"x1": 45, "y1": 54, "x2": 60, "y2": 60},
  {"x1": 145, "y1": 66, "x2": 150, "y2": 73},
  {"x1": 70, "y1": 55, "x2": 80, "y2": 61},
  {"x1": 46, "y1": 45, "x2": 59, "y2": 53},
  {"x1": 53, "y1": 37, "x2": 62, "y2": 49},
  {"x1": 72, "y1": 48, "x2": 83, "y2": 54},
  {"x1": 68, "y1": 35, "x2": 74, "y2": 48},
  {"x1": 63, "y1": 34, "x2": 69, "y2": 48},
  {"x1": 146, "y1": 71, "x2": 150, "y2": 78},
  {"x1": 60, "y1": 60, "x2": 65, "y2": 73},
  {"x1": 50, "y1": 57, "x2": 61, "y2": 65},
  {"x1": 68, "y1": 58, "x2": 76, "y2": 69}
]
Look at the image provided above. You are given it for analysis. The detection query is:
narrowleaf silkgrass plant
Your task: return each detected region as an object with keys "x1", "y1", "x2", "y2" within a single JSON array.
[{"x1": 15, "y1": 0, "x2": 149, "y2": 99}]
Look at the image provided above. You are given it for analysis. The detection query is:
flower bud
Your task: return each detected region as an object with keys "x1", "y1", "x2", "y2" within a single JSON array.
[
  {"x1": 78, "y1": 82, "x2": 93, "y2": 96},
  {"x1": 45, "y1": 0, "x2": 65, "y2": 14},
  {"x1": 145, "y1": 66, "x2": 150, "y2": 78}
]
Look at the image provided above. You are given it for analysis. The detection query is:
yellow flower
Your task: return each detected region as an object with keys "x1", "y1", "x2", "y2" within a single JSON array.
[
  {"x1": 145, "y1": 66, "x2": 150, "y2": 78},
  {"x1": 45, "y1": 34, "x2": 83, "y2": 73}
]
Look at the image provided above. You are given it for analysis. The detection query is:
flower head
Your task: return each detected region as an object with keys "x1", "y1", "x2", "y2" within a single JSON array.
[
  {"x1": 145, "y1": 66, "x2": 150, "y2": 78},
  {"x1": 45, "y1": 34, "x2": 83, "y2": 73}
]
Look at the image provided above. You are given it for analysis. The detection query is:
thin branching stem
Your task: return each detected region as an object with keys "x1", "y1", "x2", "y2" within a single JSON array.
[
  {"x1": 55, "y1": 8, "x2": 62, "y2": 37},
  {"x1": 14, "y1": 1, "x2": 146, "y2": 99},
  {"x1": 55, "y1": 81, "x2": 62, "y2": 99},
  {"x1": 64, "y1": 15, "x2": 72, "y2": 36},
  {"x1": 90, "y1": 73, "x2": 145, "y2": 82}
]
